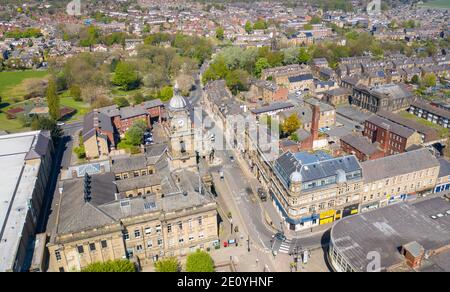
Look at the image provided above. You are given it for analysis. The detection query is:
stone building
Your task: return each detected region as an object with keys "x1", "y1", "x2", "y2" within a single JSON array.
[
  {"x1": 352, "y1": 83, "x2": 413, "y2": 113},
  {"x1": 46, "y1": 151, "x2": 218, "y2": 272}
]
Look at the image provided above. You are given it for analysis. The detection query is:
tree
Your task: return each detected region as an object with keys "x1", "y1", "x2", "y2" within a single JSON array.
[
  {"x1": 133, "y1": 92, "x2": 144, "y2": 104},
  {"x1": 125, "y1": 125, "x2": 144, "y2": 146},
  {"x1": 422, "y1": 73, "x2": 437, "y2": 88},
  {"x1": 133, "y1": 120, "x2": 148, "y2": 131},
  {"x1": 298, "y1": 47, "x2": 311, "y2": 64},
  {"x1": 46, "y1": 78, "x2": 60, "y2": 120},
  {"x1": 185, "y1": 250, "x2": 215, "y2": 272},
  {"x1": 245, "y1": 21, "x2": 253, "y2": 34},
  {"x1": 253, "y1": 19, "x2": 268, "y2": 30},
  {"x1": 30, "y1": 116, "x2": 62, "y2": 142},
  {"x1": 113, "y1": 61, "x2": 140, "y2": 91},
  {"x1": 225, "y1": 69, "x2": 249, "y2": 95},
  {"x1": 216, "y1": 27, "x2": 224, "y2": 40},
  {"x1": 154, "y1": 257, "x2": 181, "y2": 272},
  {"x1": 159, "y1": 85, "x2": 173, "y2": 101},
  {"x1": 176, "y1": 74, "x2": 194, "y2": 96},
  {"x1": 69, "y1": 85, "x2": 82, "y2": 101},
  {"x1": 254, "y1": 57, "x2": 270, "y2": 78},
  {"x1": 113, "y1": 96, "x2": 130, "y2": 108},
  {"x1": 411, "y1": 74, "x2": 420, "y2": 85},
  {"x1": 309, "y1": 15, "x2": 322, "y2": 25},
  {"x1": 81, "y1": 260, "x2": 136, "y2": 272},
  {"x1": 281, "y1": 114, "x2": 301, "y2": 136}
]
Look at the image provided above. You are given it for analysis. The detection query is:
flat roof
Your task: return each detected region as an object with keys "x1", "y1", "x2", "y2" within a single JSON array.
[
  {"x1": 331, "y1": 197, "x2": 450, "y2": 272},
  {"x1": 0, "y1": 131, "x2": 44, "y2": 271}
]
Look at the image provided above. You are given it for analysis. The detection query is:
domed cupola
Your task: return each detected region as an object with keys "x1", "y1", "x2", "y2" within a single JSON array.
[
  {"x1": 289, "y1": 168, "x2": 302, "y2": 194},
  {"x1": 169, "y1": 82, "x2": 187, "y2": 111}
]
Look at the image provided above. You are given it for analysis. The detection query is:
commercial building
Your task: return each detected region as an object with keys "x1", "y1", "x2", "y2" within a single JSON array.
[
  {"x1": 360, "y1": 149, "x2": 439, "y2": 211},
  {"x1": 329, "y1": 197, "x2": 450, "y2": 272},
  {"x1": 0, "y1": 131, "x2": 53, "y2": 272}
]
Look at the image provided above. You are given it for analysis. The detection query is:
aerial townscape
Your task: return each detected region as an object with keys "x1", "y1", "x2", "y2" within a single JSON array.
[{"x1": 0, "y1": 0, "x2": 450, "y2": 275}]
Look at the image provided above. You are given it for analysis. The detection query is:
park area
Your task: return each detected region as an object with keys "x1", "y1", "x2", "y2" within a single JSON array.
[
  {"x1": 419, "y1": 0, "x2": 450, "y2": 9},
  {"x1": 0, "y1": 70, "x2": 89, "y2": 133}
]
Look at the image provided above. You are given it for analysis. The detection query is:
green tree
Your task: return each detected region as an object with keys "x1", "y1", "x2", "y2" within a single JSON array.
[
  {"x1": 133, "y1": 120, "x2": 148, "y2": 131},
  {"x1": 309, "y1": 15, "x2": 322, "y2": 25},
  {"x1": 159, "y1": 85, "x2": 173, "y2": 101},
  {"x1": 298, "y1": 47, "x2": 311, "y2": 64},
  {"x1": 46, "y1": 78, "x2": 60, "y2": 120},
  {"x1": 411, "y1": 74, "x2": 420, "y2": 85},
  {"x1": 303, "y1": 23, "x2": 313, "y2": 30},
  {"x1": 81, "y1": 260, "x2": 136, "y2": 272},
  {"x1": 225, "y1": 69, "x2": 249, "y2": 94},
  {"x1": 133, "y1": 92, "x2": 144, "y2": 104},
  {"x1": 254, "y1": 57, "x2": 270, "y2": 78},
  {"x1": 186, "y1": 250, "x2": 215, "y2": 272},
  {"x1": 113, "y1": 61, "x2": 140, "y2": 91},
  {"x1": 125, "y1": 125, "x2": 144, "y2": 146},
  {"x1": 281, "y1": 114, "x2": 301, "y2": 136},
  {"x1": 30, "y1": 116, "x2": 62, "y2": 142},
  {"x1": 113, "y1": 96, "x2": 130, "y2": 108},
  {"x1": 422, "y1": 73, "x2": 437, "y2": 88},
  {"x1": 253, "y1": 19, "x2": 268, "y2": 30},
  {"x1": 216, "y1": 27, "x2": 224, "y2": 40},
  {"x1": 245, "y1": 21, "x2": 253, "y2": 34},
  {"x1": 69, "y1": 85, "x2": 82, "y2": 101},
  {"x1": 154, "y1": 257, "x2": 181, "y2": 272}
]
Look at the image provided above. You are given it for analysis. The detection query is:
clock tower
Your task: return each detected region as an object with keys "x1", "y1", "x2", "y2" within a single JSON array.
[{"x1": 167, "y1": 84, "x2": 197, "y2": 170}]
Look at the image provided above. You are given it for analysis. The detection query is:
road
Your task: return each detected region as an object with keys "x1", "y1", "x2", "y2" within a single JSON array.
[{"x1": 188, "y1": 77, "x2": 329, "y2": 271}]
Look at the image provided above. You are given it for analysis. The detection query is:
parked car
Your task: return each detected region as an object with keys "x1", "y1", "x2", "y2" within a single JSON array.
[
  {"x1": 258, "y1": 188, "x2": 267, "y2": 202},
  {"x1": 272, "y1": 232, "x2": 287, "y2": 242}
]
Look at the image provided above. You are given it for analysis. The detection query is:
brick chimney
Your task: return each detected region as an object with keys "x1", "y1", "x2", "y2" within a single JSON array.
[
  {"x1": 401, "y1": 241, "x2": 425, "y2": 269},
  {"x1": 311, "y1": 104, "x2": 320, "y2": 141},
  {"x1": 383, "y1": 124, "x2": 391, "y2": 153}
]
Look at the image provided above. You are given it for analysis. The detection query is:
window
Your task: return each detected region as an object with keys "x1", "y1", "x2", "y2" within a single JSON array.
[
  {"x1": 55, "y1": 250, "x2": 62, "y2": 261},
  {"x1": 198, "y1": 217, "x2": 203, "y2": 226},
  {"x1": 188, "y1": 219, "x2": 193, "y2": 229},
  {"x1": 199, "y1": 232, "x2": 204, "y2": 239},
  {"x1": 157, "y1": 238, "x2": 163, "y2": 246},
  {"x1": 179, "y1": 238, "x2": 184, "y2": 244},
  {"x1": 59, "y1": 267, "x2": 65, "y2": 272},
  {"x1": 156, "y1": 225, "x2": 162, "y2": 233},
  {"x1": 134, "y1": 230, "x2": 141, "y2": 238},
  {"x1": 141, "y1": 170, "x2": 147, "y2": 176},
  {"x1": 145, "y1": 227, "x2": 152, "y2": 235},
  {"x1": 147, "y1": 240, "x2": 153, "y2": 248},
  {"x1": 167, "y1": 224, "x2": 172, "y2": 233},
  {"x1": 77, "y1": 245, "x2": 84, "y2": 254},
  {"x1": 136, "y1": 245, "x2": 143, "y2": 253},
  {"x1": 134, "y1": 171, "x2": 140, "y2": 177},
  {"x1": 101, "y1": 240, "x2": 108, "y2": 249},
  {"x1": 89, "y1": 243, "x2": 96, "y2": 252},
  {"x1": 123, "y1": 173, "x2": 129, "y2": 179},
  {"x1": 124, "y1": 232, "x2": 130, "y2": 241},
  {"x1": 189, "y1": 235, "x2": 194, "y2": 241}
]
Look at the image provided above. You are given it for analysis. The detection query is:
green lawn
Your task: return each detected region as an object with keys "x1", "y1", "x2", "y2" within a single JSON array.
[
  {"x1": 60, "y1": 93, "x2": 91, "y2": 123},
  {"x1": 419, "y1": 0, "x2": 450, "y2": 8},
  {"x1": 0, "y1": 70, "x2": 49, "y2": 103},
  {"x1": 0, "y1": 112, "x2": 29, "y2": 133}
]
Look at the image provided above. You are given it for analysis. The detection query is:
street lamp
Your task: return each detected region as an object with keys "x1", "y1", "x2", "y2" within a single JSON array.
[{"x1": 247, "y1": 235, "x2": 250, "y2": 252}]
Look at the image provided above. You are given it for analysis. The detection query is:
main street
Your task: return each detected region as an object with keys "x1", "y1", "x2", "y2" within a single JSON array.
[{"x1": 189, "y1": 74, "x2": 330, "y2": 271}]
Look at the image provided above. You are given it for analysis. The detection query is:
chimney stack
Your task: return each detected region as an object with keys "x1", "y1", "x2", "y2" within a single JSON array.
[{"x1": 311, "y1": 104, "x2": 320, "y2": 141}]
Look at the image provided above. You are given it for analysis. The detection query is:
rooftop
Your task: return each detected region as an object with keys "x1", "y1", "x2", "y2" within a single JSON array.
[
  {"x1": 0, "y1": 131, "x2": 51, "y2": 271},
  {"x1": 361, "y1": 148, "x2": 439, "y2": 183},
  {"x1": 331, "y1": 197, "x2": 450, "y2": 272}
]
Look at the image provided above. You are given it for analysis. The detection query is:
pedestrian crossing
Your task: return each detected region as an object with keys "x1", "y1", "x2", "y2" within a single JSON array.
[{"x1": 278, "y1": 239, "x2": 292, "y2": 254}]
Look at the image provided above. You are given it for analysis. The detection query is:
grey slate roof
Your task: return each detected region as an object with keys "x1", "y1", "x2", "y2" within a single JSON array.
[
  {"x1": 274, "y1": 151, "x2": 362, "y2": 188},
  {"x1": 366, "y1": 115, "x2": 415, "y2": 138},
  {"x1": 438, "y1": 158, "x2": 450, "y2": 178},
  {"x1": 24, "y1": 130, "x2": 51, "y2": 160},
  {"x1": 361, "y1": 148, "x2": 439, "y2": 183},
  {"x1": 288, "y1": 74, "x2": 314, "y2": 83},
  {"x1": 330, "y1": 197, "x2": 450, "y2": 272},
  {"x1": 120, "y1": 105, "x2": 147, "y2": 119},
  {"x1": 111, "y1": 155, "x2": 149, "y2": 173},
  {"x1": 250, "y1": 102, "x2": 294, "y2": 115},
  {"x1": 115, "y1": 174, "x2": 162, "y2": 193},
  {"x1": 341, "y1": 133, "x2": 381, "y2": 156}
]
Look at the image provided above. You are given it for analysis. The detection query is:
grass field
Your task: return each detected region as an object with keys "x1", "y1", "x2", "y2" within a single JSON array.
[
  {"x1": 419, "y1": 0, "x2": 450, "y2": 9},
  {"x1": 0, "y1": 70, "x2": 49, "y2": 102}
]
